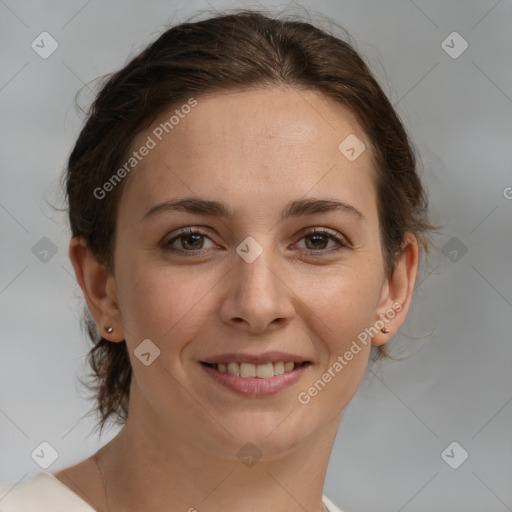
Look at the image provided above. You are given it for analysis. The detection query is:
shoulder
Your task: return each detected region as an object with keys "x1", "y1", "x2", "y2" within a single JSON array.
[
  {"x1": 322, "y1": 493, "x2": 345, "y2": 512},
  {"x1": 0, "y1": 473, "x2": 95, "y2": 511}
]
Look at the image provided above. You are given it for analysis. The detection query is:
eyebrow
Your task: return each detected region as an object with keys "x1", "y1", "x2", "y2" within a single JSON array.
[{"x1": 142, "y1": 196, "x2": 365, "y2": 222}]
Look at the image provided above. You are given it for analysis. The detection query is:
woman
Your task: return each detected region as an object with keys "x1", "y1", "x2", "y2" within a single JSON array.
[{"x1": 0, "y1": 8, "x2": 438, "y2": 512}]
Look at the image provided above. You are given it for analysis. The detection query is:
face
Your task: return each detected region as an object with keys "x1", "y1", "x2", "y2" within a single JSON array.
[{"x1": 86, "y1": 86, "x2": 414, "y2": 459}]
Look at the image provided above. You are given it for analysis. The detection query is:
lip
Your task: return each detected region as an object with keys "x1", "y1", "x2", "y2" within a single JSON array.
[
  {"x1": 199, "y1": 361, "x2": 312, "y2": 397},
  {"x1": 200, "y1": 351, "x2": 310, "y2": 365}
]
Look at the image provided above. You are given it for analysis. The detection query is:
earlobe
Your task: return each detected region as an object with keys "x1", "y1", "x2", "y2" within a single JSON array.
[
  {"x1": 68, "y1": 237, "x2": 125, "y2": 341},
  {"x1": 372, "y1": 233, "x2": 419, "y2": 347}
]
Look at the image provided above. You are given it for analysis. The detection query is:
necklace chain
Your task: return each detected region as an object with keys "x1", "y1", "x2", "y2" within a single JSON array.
[{"x1": 94, "y1": 451, "x2": 330, "y2": 512}]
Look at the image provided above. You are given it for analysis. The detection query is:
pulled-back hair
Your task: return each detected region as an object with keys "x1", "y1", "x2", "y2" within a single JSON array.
[{"x1": 65, "y1": 8, "x2": 441, "y2": 435}]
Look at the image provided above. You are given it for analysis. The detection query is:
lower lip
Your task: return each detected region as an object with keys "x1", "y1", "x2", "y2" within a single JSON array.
[{"x1": 199, "y1": 362, "x2": 311, "y2": 397}]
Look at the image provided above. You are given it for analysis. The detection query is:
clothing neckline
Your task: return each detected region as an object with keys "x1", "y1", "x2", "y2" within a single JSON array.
[
  {"x1": 39, "y1": 472, "x2": 97, "y2": 510},
  {"x1": 34, "y1": 472, "x2": 341, "y2": 512}
]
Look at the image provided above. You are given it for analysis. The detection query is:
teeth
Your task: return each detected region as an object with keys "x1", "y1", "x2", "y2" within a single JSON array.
[
  {"x1": 284, "y1": 361, "x2": 295, "y2": 372},
  {"x1": 214, "y1": 361, "x2": 301, "y2": 379}
]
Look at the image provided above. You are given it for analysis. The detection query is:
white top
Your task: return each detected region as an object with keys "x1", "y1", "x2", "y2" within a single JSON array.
[{"x1": 0, "y1": 473, "x2": 344, "y2": 512}]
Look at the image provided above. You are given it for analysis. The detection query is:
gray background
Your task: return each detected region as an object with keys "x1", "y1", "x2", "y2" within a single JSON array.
[{"x1": 1, "y1": 1, "x2": 511, "y2": 511}]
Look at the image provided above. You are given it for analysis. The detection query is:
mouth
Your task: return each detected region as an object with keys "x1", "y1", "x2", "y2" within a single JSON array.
[
  {"x1": 199, "y1": 360, "x2": 312, "y2": 397},
  {"x1": 200, "y1": 361, "x2": 311, "y2": 378}
]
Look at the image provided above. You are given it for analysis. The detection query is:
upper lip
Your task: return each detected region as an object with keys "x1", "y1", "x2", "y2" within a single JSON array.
[{"x1": 201, "y1": 351, "x2": 311, "y2": 365}]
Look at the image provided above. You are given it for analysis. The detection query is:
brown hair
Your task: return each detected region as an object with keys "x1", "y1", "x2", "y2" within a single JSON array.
[{"x1": 65, "y1": 8, "x2": 441, "y2": 435}]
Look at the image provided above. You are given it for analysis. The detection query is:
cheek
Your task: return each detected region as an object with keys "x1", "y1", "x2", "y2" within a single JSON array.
[
  {"x1": 297, "y1": 277, "x2": 378, "y2": 416},
  {"x1": 301, "y1": 262, "x2": 382, "y2": 342},
  {"x1": 115, "y1": 260, "x2": 218, "y2": 346}
]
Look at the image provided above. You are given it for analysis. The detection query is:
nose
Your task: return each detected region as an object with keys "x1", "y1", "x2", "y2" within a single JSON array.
[{"x1": 219, "y1": 244, "x2": 295, "y2": 334}]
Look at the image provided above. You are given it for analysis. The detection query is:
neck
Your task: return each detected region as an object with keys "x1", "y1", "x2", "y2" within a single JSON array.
[{"x1": 95, "y1": 383, "x2": 341, "y2": 512}]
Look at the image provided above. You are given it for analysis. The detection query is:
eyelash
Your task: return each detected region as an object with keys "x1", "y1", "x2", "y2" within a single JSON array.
[{"x1": 162, "y1": 227, "x2": 349, "y2": 257}]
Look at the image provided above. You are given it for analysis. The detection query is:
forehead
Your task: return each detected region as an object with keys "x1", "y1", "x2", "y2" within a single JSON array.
[{"x1": 119, "y1": 86, "x2": 377, "y2": 221}]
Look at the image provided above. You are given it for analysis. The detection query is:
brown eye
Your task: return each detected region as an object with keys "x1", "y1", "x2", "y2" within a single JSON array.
[
  {"x1": 304, "y1": 233, "x2": 330, "y2": 250},
  {"x1": 178, "y1": 233, "x2": 204, "y2": 250},
  {"x1": 296, "y1": 228, "x2": 348, "y2": 254},
  {"x1": 163, "y1": 227, "x2": 216, "y2": 254}
]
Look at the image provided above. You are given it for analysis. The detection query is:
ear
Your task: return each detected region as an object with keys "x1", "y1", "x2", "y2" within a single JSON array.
[
  {"x1": 372, "y1": 232, "x2": 419, "y2": 346},
  {"x1": 68, "y1": 237, "x2": 125, "y2": 341}
]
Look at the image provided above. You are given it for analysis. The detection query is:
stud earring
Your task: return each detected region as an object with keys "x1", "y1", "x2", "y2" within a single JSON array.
[
  {"x1": 380, "y1": 327, "x2": 390, "y2": 334},
  {"x1": 105, "y1": 326, "x2": 113, "y2": 334}
]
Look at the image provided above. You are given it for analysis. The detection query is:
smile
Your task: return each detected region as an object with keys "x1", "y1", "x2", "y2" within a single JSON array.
[
  {"x1": 201, "y1": 361, "x2": 308, "y2": 379},
  {"x1": 199, "y1": 361, "x2": 312, "y2": 396}
]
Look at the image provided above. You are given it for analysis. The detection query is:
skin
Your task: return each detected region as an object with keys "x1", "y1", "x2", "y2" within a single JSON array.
[{"x1": 57, "y1": 86, "x2": 418, "y2": 512}]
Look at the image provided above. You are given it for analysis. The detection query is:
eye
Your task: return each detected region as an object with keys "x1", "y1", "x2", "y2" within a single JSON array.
[
  {"x1": 294, "y1": 228, "x2": 349, "y2": 255},
  {"x1": 163, "y1": 227, "x2": 217, "y2": 254}
]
